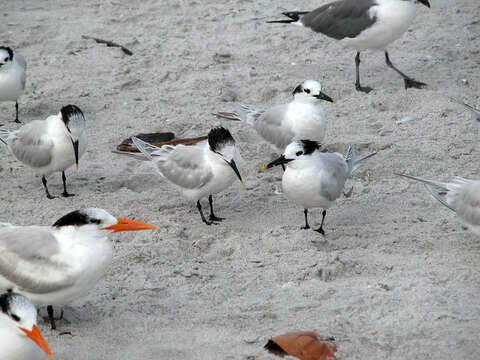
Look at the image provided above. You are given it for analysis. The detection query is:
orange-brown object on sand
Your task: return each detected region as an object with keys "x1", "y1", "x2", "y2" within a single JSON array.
[
  {"x1": 116, "y1": 132, "x2": 208, "y2": 152},
  {"x1": 264, "y1": 331, "x2": 337, "y2": 360}
]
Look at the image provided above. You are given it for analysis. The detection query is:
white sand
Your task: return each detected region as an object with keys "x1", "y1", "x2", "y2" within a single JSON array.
[{"x1": 1, "y1": 0, "x2": 479, "y2": 359}]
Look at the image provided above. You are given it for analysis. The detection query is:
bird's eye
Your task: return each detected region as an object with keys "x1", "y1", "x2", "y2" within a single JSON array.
[
  {"x1": 304, "y1": 89, "x2": 310, "y2": 94},
  {"x1": 296, "y1": 151, "x2": 303, "y2": 156},
  {"x1": 11, "y1": 314, "x2": 20, "y2": 322}
]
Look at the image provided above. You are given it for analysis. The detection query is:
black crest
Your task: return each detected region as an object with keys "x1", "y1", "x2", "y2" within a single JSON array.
[
  {"x1": 0, "y1": 46, "x2": 14, "y2": 62},
  {"x1": 300, "y1": 139, "x2": 321, "y2": 155},
  {"x1": 60, "y1": 104, "x2": 85, "y2": 128},
  {"x1": 208, "y1": 127, "x2": 235, "y2": 152},
  {"x1": 0, "y1": 292, "x2": 12, "y2": 315},
  {"x1": 292, "y1": 83, "x2": 303, "y2": 96},
  {"x1": 53, "y1": 209, "x2": 100, "y2": 227}
]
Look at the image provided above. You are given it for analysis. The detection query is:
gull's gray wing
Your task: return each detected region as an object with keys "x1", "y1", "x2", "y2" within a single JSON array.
[
  {"x1": 0, "y1": 226, "x2": 76, "y2": 294},
  {"x1": 16, "y1": 54, "x2": 26, "y2": 89},
  {"x1": 7, "y1": 120, "x2": 53, "y2": 168},
  {"x1": 301, "y1": 0, "x2": 377, "y2": 40},
  {"x1": 254, "y1": 103, "x2": 295, "y2": 150},
  {"x1": 133, "y1": 137, "x2": 214, "y2": 190},
  {"x1": 318, "y1": 153, "x2": 348, "y2": 201}
]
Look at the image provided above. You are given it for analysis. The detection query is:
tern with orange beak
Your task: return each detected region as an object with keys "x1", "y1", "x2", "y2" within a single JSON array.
[
  {"x1": 0, "y1": 105, "x2": 87, "y2": 199},
  {"x1": 0, "y1": 292, "x2": 54, "y2": 360},
  {"x1": 0, "y1": 208, "x2": 156, "y2": 329},
  {"x1": 115, "y1": 127, "x2": 245, "y2": 225}
]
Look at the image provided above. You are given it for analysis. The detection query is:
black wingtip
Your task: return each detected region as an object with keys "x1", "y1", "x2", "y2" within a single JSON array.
[{"x1": 266, "y1": 11, "x2": 309, "y2": 24}]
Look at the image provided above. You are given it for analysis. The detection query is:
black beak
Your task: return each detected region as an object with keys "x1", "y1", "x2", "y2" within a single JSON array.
[
  {"x1": 262, "y1": 155, "x2": 293, "y2": 171},
  {"x1": 227, "y1": 159, "x2": 246, "y2": 188},
  {"x1": 72, "y1": 139, "x2": 79, "y2": 170},
  {"x1": 417, "y1": 0, "x2": 430, "y2": 8},
  {"x1": 315, "y1": 91, "x2": 335, "y2": 103}
]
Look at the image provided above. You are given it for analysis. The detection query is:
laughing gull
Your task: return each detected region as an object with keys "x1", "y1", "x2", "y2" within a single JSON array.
[
  {"x1": 268, "y1": 0, "x2": 430, "y2": 92},
  {"x1": 0, "y1": 46, "x2": 26, "y2": 123}
]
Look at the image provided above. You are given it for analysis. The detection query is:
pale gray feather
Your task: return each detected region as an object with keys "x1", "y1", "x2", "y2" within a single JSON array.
[
  {"x1": 253, "y1": 104, "x2": 295, "y2": 150},
  {"x1": 0, "y1": 226, "x2": 76, "y2": 293},
  {"x1": 16, "y1": 54, "x2": 26, "y2": 90},
  {"x1": 319, "y1": 153, "x2": 349, "y2": 201},
  {"x1": 301, "y1": 0, "x2": 377, "y2": 40},
  {"x1": 6, "y1": 121, "x2": 54, "y2": 168}
]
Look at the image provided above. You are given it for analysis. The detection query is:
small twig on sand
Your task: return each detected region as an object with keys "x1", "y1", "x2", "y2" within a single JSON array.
[{"x1": 81, "y1": 35, "x2": 133, "y2": 55}]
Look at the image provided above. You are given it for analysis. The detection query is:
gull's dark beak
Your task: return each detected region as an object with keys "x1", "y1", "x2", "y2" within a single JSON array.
[
  {"x1": 72, "y1": 139, "x2": 79, "y2": 170},
  {"x1": 227, "y1": 159, "x2": 246, "y2": 188},
  {"x1": 261, "y1": 155, "x2": 293, "y2": 171},
  {"x1": 314, "y1": 91, "x2": 335, "y2": 104},
  {"x1": 417, "y1": 0, "x2": 430, "y2": 8}
]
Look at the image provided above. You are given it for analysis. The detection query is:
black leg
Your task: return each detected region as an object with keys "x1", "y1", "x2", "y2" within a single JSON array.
[
  {"x1": 208, "y1": 195, "x2": 224, "y2": 222},
  {"x1": 355, "y1": 52, "x2": 373, "y2": 93},
  {"x1": 61, "y1": 171, "x2": 75, "y2": 197},
  {"x1": 14, "y1": 101, "x2": 21, "y2": 123},
  {"x1": 42, "y1": 176, "x2": 56, "y2": 199},
  {"x1": 301, "y1": 208, "x2": 310, "y2": 230},
  {"x1": 315, "y1": 210, "x2": 327, "y2": 235},
  {"x1": 47, "y1": 305, "x2": 56, "y2": 330},
  {"x1": 197, "y1": 200, "x2": 214, "y2": 225},
  {"x1": 385, "y1": 51, "x2": 426, "y2": 89}
]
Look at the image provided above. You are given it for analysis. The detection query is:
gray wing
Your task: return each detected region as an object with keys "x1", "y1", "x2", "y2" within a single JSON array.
[
  {"x1": 301, "y1": 0, "x2": 377, "y2": 40},
  {"x1": 255, "y1": 104, "x2": 295, "y2": 150},
  {"x1": 0, "y1": 226, "x2": 76, "y2": 293},
  {"x1": 319, "y1": 153, "x2": 348, "y2": 201},
  {"x1": 152, "y1": 142, "x2": 214, "y2": 189},
  {"x1": 8, "y1": 121, "x2": 53, "y2": 168},
  {"x1": 446, "y1": 179, "x2": 480, "y2": 226},
  {"x1": 16, "y1": 54, "x2": 26, "y2": 89}
]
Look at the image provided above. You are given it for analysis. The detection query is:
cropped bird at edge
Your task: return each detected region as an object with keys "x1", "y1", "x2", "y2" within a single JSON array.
[
  {"x1": 114, "y1": 127, "x2": 245, "y2": 225},
  {"x1": 0, "y1": 292, "x2": 54, "y2": 360},
  {"x1": 0, "y1": 208, "x2": 157, "y2": 329},
  {"x1": 213, "y1": 80, "x2": 335, "y2": 152},
  {"x1": 263, "y1": 140, "x2": 376, "y2": 235},
  {"x1": 268, "y1": 0, "x2": 430, "y2": 92},
  {"x1": 0, "y1": 46, "x2": 26, "y2": 123},
  {"x1": 0, "y1": 105, "x2": 87, "y2": 199},
  {"x1": 396, "y1": 174, "x2": 480, "y2": 236}
]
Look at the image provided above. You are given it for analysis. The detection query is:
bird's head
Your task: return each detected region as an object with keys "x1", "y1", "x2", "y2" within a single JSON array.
[
  {"x1": 416, "y1": 0, "x2": 430, "y2": 8},
  {"x1": 0, "y1": 292, "x2": 55, "y2": 360},
  {"x1": 60, "y1": 105, "x2": 86, "y2": 170},
  {"x1": 292, "y1": 80, "x2": 335, "y2": 105},
  {"x1": 262, "y1": 140, "x2": 321, "y2": 170},
  {"x1": 208, "y1": 127, "x2": 245, "y2": 188},
  {"x1": 0, "y1": 46, "x2": 14, "y2": 71}
]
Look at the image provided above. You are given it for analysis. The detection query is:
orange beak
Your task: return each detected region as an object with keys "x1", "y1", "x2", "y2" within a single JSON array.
[
  {"x1": 20, "y1": 325, "x2": 55, "y2": 360},
  {"x1": 102, "y1": 218, "x2": 157, "y2": 233}
]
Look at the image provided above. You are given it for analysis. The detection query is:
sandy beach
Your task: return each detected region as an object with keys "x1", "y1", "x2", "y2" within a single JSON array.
[{"x1": 1, "y1": 0, "x2": 479, "y2": 359}]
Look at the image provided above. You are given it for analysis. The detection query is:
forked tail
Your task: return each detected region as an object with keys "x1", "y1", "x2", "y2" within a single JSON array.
[{"x1": 346, "y1": 144, "x2": 377, "y2": 176}]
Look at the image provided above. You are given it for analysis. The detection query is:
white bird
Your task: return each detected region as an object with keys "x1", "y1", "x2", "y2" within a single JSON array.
[
  {"x1": 396, "y1": 174, "x2": 480, "y2": 235},
  {"x1": 0, "y1": 292, "x2": 54, "y2": 360},
  {"x1": 263, "y1": 140, "x2": 376, "y2": 234},
  {"x1": 0, "y1": 46, "x2": 26, "y2": 123},
  {"x1": 268, "y1": 0, "x2": 430, "y2": 92},
  {"x1": 213, "y1": 80, "x2": 335, "y2": 151},
  {"x1": 114, "y1": 127, "x2": 245, "y2": 225},
  {"x1": 0, "y1": 104, "x2": 87, "y2": 198},
  {"x1": 0, "y1": 208, "x2": 157, "y2": 329}
]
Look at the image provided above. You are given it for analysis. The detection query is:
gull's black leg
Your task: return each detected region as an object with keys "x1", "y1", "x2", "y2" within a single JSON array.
[
  {"x1": 385, "y1": 51, "x2": 426, "y2": 89},
  {"x1": 13, "y1": 101, "x2": 21, "y2": 123},
  {"x1": 208, "y1": 195, "x2": 224, "y2": 222},
  {"x1": 42, "y1": 176, "x2": 56, "y2": 199},
  {"x1": 197, "y1": 200, "x2": 213, "y2": 225},
  {"x1": 301, "y1": 208, "x2": 310, "y2": 230},
  {"x1": 315, "y1": 210, "x2": 327, "y2": 235},
  {"x1": 355, "y1": 52, "x2": 373, "y2": 93},
  {"x1": 47, "y1": 305, "x2": 56, "y2": 330},
  {"x1": 61, "y1": 171, "x2": 75, "y2": 197}
]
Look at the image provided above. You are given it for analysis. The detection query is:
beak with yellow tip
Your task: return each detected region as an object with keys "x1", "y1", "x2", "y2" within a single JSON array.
[
  {"x1": 103, "y1": 218, "x2": 157, "y2": 232},
  {"x1": 20, "y1": 325, "x2": 55, "y2": 360}
]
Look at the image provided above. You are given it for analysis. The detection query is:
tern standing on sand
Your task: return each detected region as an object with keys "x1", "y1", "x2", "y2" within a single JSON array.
[{"x1": 0, "y1": 46, "x2": 26, "y2": 123}]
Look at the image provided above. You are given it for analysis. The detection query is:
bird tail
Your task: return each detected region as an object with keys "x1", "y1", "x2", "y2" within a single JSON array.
[
  {"x1": 0, "y1": 130, "x2": 10, "y2": 145},
  {"x1": 345, "y1": 144, "x2": 377, "y2": 176},
  {"x1": 213, "y1": 103, "x2": 260, "y2": 126},
  {"x1": 395, "y1": 173, "x2": 457, "y2": 211},
  {"x1": 267, "y1": 11, "x2": 310, "y2": 24}
]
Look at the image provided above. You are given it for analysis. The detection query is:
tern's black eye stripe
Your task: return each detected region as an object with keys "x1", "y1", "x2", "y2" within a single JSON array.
[
  {"x1": 304, "y1": 89, "x2": 310, "y2": 93},
  {"x1": 296, "y1": 151, "x2": 303, "y2": 156},
  {"x1": 11, "y1": 314, "x2": 20, "y2": 322}
]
